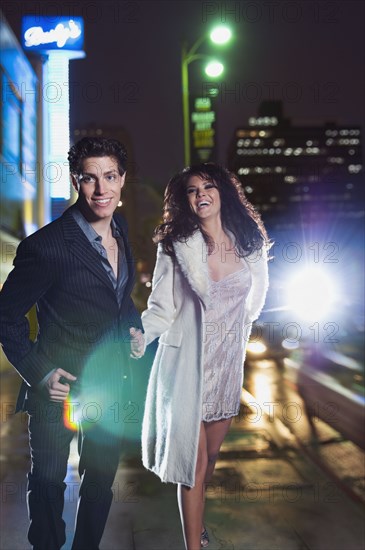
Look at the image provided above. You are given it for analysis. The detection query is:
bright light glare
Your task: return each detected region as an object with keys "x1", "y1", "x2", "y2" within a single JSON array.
[
  {"x1": 281, "y1": 339, "x2": 299, "y2": 351},
  {"x1": 205, "y1": 61, "x2": 224, "y2": 78},
  {"x1": 286, "y1": 268, "x2": 336, "y2": 321},
  {"x1": 210, "y1": 26, "x2": 232, "y2": 44},
  {"x1": 48, "y1": 52, "x2": 71, "y2": 199},
  {"x1": 247, "y1": 341, "x2": 267, "y2": 354}
]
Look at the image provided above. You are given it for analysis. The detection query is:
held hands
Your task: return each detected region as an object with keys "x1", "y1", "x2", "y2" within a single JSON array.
[
  {"x1": 45, "y1": 368, "x2": 77, "y2": 402},
  {"x1": 129, "y1": 327, "x2": 145, "y2": 359}
]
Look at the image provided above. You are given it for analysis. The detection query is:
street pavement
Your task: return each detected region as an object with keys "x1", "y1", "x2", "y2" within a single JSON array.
[{"x1": 1, "y1": 360, "x2": 365, "y2": 550}]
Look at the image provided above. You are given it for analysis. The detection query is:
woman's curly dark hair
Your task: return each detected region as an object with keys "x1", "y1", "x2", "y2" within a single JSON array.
[{"x1": 154, "y1": 163, "x2": 270, "y2": 257}]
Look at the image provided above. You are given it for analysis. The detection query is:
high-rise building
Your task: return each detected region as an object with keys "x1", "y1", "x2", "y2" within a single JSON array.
[{"x1": 227, "y1": 101, "x2": 363, "y2": 227}]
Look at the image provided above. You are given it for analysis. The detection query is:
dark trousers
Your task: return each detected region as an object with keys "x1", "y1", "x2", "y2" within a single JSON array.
[{"x1": 26, "y1": 393, "x2": 124, "y2": 550}]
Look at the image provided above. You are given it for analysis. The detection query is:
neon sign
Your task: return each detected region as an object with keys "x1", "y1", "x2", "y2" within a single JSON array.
[{"x1": 22, "y1": 16, "x2": 84, "y2": 51}]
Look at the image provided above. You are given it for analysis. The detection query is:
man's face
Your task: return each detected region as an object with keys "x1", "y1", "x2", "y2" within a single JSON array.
[{"x1": 72, "y1": 156, "x2": 125, "y2": 222}]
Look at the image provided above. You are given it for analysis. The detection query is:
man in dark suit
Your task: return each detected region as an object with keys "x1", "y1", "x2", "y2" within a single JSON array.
[{"x1": 0, "y1": 137, "x2": 144, "y2": 550}]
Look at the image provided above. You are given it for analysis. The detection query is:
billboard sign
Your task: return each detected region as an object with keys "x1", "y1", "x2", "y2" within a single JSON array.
[
  {"x1": 190, "y1": 96, "x2": 217, "y2": 164},
  {"x1": 22, "y1": 16, "x2": 84, "y2": 52}
]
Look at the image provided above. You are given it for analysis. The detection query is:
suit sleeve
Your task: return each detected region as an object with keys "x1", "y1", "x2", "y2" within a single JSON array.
[
  {"x1": 0, "y1": 238, "x2": 55, "y2": 386},
  {"x1": 126, "y1": 297, "x2": 144, "y2": 331},
  {"x1": 141, "y1": 244, "x2": 176, "y2": 347}
]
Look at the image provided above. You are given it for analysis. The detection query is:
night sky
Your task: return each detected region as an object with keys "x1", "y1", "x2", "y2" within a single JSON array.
[{"x1": 2, "y1": 0, "x2": 364, "y2": 186}]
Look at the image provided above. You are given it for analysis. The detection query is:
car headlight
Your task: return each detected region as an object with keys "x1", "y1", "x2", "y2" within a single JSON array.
[
  {"x1": 286, "y1": 268, "x2": 337, "y2": 322},
  {"x1": 247, "y1": 341, "x2": 267, "y2": 354}
]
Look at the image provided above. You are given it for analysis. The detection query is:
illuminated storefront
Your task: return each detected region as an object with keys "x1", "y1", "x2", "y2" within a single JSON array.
[
  {"x1": 0, "y1": 12, "x2": 39, "y2": 285},
  {"x1": 22, "y1": 16, "x2": 85, "y2": 219}
]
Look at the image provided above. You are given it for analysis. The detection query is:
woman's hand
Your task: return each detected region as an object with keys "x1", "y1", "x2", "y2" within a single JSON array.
[{"x1": 129, "y1": 327, "x2": 145, "y2": 359}]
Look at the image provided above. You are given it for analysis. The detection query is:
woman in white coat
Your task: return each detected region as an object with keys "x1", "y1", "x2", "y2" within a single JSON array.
[{"x1": 141, "y1": 163, "x2": 269, "y2": 549}]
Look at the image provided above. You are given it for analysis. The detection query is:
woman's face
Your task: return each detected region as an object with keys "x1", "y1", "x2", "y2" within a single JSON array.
[{"x1": 186, "y1": 175, "x2": 221, "y2": 221}]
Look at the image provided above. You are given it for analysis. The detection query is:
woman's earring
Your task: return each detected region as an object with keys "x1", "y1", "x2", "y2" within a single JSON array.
[{"x1": 118, "y1": 199, "x2": 123, "y2": 207}]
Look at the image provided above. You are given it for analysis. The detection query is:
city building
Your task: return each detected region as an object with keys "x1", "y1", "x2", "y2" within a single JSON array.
[
  {"x1": 0, "y1": 12, "x2": 39, "y2": 235},
  {"x1": 227, "y1": 101, "x2": 363, "y2": 228},
  {"x1": 0, "y1": 11, "x2": 39, "y2": 284},
  {"x1": 21, "y1": 15, "x2": 85, "y2": 220},
  {"x1": 1, "y1": 12, "x2": 87, "y2": 284}
]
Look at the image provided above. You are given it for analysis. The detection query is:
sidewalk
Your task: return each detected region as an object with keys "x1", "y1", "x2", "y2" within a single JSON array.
[
  {"x1": 103, "y1": 400, "x2": 365, "y2": 550},
  {"x1": 1, "y1": 377, "x2": 364, "y2": 550}
]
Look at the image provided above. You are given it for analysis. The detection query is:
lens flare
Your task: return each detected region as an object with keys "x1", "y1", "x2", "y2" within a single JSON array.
[
  {"x1": 63, "y1": 395, "x2": 79, "y2": 431},
  {"x1": 286, "y1": 268, "x2": 337, "y2": 322}
]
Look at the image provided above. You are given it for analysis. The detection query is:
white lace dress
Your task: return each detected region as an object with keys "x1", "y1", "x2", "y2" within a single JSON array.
[{"x1": 202, "y1": 260, "x2": 252, "y2": 422}]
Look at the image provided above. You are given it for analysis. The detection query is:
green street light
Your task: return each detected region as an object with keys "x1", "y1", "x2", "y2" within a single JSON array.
[
  {"x1": 210, "y1": 26, "x2": 232, "y2": 45},
  {"x1": 205, "y1": 61, "x2": 224, "y2": 78},
  {"x1": 181, "y1": 25, "x2": 232, "y2": 166}
]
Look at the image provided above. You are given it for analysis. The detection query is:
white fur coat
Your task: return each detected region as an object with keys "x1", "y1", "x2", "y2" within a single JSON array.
[{"x1": 141, "y1": 230, "x2": 269, "y2": 487}]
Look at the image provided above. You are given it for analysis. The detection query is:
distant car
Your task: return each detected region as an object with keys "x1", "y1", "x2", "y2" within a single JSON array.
[{"x1": 246, "y1": 320, "x2": 298, "y2": 361}]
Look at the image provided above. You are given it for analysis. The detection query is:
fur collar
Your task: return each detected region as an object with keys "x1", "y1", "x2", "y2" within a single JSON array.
[
  {"x1": 173, "y1": 231, "x2": 210, "y2": 305},
  {"x1": 172, "y1": 230, "x2": 268, "y2": 318}
]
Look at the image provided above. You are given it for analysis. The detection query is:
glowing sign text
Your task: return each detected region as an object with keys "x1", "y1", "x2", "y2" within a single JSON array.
[{"x1": 24, "y1": 20, "x2": 81, "y2": 48}]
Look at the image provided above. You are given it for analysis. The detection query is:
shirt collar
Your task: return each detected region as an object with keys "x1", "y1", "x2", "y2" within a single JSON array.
[{"x1": 71, "y1": 204, "x2": 121, "y2": 243}]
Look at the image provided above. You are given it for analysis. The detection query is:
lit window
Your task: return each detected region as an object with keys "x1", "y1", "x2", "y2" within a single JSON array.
[
  {"x1": 348, "y1": 164, "x2": 362, "y2": 173},
  {"x1": 327, "y1": 157, "x2": 344, "y2": 164},
  {"x1": 238, "y1": 167, "x2": 250, "y2": 175},
  {"x1": 245, "y1": 186, "x2": 253, "y2": 193}
]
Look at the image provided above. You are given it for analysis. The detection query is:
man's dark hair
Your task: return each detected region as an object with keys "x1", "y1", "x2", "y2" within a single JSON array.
[{"x1": 68, "y1": 137, "x2": 127, "y2": 176}]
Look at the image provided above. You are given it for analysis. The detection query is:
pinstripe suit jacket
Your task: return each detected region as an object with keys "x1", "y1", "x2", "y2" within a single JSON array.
[{"x1": 0, "y1": 206, "x2": 142, "y2": 411}]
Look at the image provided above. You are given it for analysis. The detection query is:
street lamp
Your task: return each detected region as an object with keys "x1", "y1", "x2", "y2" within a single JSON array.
[{"x1": 181, "y1": 26, "x2": 232, "y2": 166}]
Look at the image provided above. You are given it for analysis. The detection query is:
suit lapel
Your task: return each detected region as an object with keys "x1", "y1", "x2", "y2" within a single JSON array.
[
  {"x1": 114, "y1": 216, "x2": 136, "y2": 306},
  {"x1": 61, "y1": 208, "x2": 116, "y2": 293}
]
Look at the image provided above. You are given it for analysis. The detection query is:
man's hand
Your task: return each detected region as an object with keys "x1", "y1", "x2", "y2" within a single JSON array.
[
  {"x1": 129, "y1": 327, "x2": 145, "y2": 359},
  {"x1": 45, "y1": 368, "x2": 77, "y2": 402}
]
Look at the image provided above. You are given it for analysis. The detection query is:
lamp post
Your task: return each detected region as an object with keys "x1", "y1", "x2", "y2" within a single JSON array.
[{"x1": 181, "y1": 26, "x2": 232, "y2": 166}]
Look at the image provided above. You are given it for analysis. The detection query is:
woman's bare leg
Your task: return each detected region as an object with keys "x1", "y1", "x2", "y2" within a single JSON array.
[
  {"x1": 204, "y1": 417, "x2": 233, "y2": 484},
  {"x1": 177, "y1": 418, "x2": 233, "y2": 549},
  {"x1": 177, "y1": 423, "x2": 207, "y2": 550}
]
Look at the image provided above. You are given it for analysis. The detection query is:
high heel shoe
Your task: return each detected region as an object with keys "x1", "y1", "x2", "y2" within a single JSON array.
[{"x1": 201, "y1": 527, "x2": 209, "y2": 548}]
